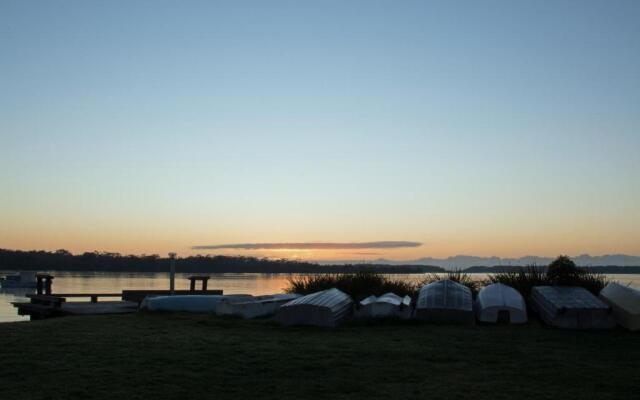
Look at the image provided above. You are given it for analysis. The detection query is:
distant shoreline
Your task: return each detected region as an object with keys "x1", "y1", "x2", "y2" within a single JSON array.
[{"x1": 2, "y1": 248, "x2": 639, "y2": 274}]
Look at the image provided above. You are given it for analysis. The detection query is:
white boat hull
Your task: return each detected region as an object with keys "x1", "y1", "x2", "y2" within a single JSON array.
[
  {"x1": 415, "y1": 280, "x2": 474, "y2": 324},
  {"x1": 276, "y1": 288, "x2": 353, "y2": 328},
  {"x1": 600, "y1": 283, "x2": 640, "y2": 331},
  {"x1": 476, "y1": 283, "x2": 527, "y2": 324},
  {"x1": 356, "y1": 293, "x2": 412, "y2": 319},
  {"x1": 215, "y1": 294, "x2": 301, "y2": 319},
  {"x1": 142, "y1": 294, "x2": 252, "y2": 313}
]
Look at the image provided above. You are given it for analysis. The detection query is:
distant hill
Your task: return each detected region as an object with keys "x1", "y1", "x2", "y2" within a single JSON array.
[
  {"x1": 462, "y1": 265, "x2": 640, "y2": 274},
  {"x1": 319, "y1": 254, "x2": 640, "y2": 269}
]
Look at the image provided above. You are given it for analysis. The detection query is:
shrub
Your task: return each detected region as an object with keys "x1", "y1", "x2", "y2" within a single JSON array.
[
  {"x1": 547, "y1": 255, "x2": 579, "y2": 285},
  {"x1": 546, "y1": 255, "x2": 610, "y2": 294},
  {"x1": 285, "y1": 271, "x2": 415, "y2": 301}
]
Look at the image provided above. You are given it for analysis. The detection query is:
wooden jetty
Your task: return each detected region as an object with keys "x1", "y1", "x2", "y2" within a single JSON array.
[{"x1": 12, "y1": 274, "x2": 223, "y2": 320}]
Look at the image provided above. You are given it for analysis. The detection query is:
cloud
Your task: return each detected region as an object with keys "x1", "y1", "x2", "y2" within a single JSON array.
[{"x1": 192, "y1": 241, "x2": 422, "y2": 251}]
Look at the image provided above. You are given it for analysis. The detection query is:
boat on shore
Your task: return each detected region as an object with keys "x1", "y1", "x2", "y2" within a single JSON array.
[
  {"x1": 0, "y1": 272, "x2": 37, "y2": 289},
  {"x1": 355, "y1": 293, "x2": 412, "y2": 319},
  {"x1": 276, "y1": 288, "x2": 353, "y2": 328},
  {"x1": 476, "y1": 283, "x2": 527, "y2": 324},
  {"x1": 530, "y1": 286, "x2": 616, "y2": 330},
  {"x1": 415, "y1": 280, "x2": 474, "y2": 324},
  {"x1": 215, "y1": 293, "x2": 302, "y2": 319},
  {"x1": 141, "y1": 294, "x2": 253, "y2": 313},
  {"x1": 599, "y1": 282, "x2": 640, "y2": 331}
]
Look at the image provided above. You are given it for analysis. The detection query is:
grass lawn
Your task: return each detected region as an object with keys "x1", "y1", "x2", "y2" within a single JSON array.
[{"x1": 0, "y1": 313, "x2": 638, "y2": 400}]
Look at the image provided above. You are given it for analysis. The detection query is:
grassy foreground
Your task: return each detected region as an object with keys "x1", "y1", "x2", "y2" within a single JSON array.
[{"x1": 1, "y1": 314, "x2": 639, "y2": 400}]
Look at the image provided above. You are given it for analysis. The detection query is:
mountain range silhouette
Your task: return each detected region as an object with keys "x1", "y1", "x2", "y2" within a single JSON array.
[{"x1": 318, "y1": 254, "x2": 640, "y2": 269}]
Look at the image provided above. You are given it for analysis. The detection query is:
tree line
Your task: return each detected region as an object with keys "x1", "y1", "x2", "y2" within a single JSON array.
[{"x1": 0, "y1": 248, "x2": 443, "y2": 274}]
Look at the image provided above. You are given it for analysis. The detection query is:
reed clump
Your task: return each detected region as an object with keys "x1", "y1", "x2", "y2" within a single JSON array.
[
  {"x1": 417, "y1": 270, "x2": 481, "y2": 296},
  {"x1": 285, "y1": 271, "x2": 415, "y2": 301},
  {"x1": 286, "y1": 256, "x2": 611, "y2": 302},
  {"x1": 486, "y1": 266, "x2": 549, "y2": 299}
]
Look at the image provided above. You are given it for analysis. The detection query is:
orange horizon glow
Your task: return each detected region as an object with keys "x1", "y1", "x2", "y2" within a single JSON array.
[{"x1": 2, "y1": 240, "x2": 639, "y2": 262}]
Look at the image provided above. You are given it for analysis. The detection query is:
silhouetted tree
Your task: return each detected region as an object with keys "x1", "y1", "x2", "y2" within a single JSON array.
[{"x1": 547, "y1": 255, "x2": 580, "y2": 285}]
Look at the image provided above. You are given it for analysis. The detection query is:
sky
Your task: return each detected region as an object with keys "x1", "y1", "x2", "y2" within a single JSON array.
[{"x1": 1, "y1": 1, "x2": 639, "y2": 261}]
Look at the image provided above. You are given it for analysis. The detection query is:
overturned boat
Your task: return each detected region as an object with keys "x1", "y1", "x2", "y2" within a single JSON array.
[
  {"x1": 415, "y1": 280, "x2": 474, "y2": 324},
  {"x1": 141, "y1": 294, "x2": 253, "y2": 313},
  {"x1": 599, "y1": 282, "x2": 640, "y2": 331},
  {"x1": 530, "y1": 286, "x2": 616, "y2": 329},
  {"x1": 276, "y1": 288, "x2": 353, "y2": 328},
  {"x1": 476, "y1": 283, "x2": 527, "y2": 324},
  {"x1": 356, "y1": 292, "x2": 412, "y2": 319},
  {"x1": 215, "y1": 293, "x2": 302, "y2": 319}
]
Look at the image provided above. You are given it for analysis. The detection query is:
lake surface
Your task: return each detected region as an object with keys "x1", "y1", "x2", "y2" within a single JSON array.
[{"x1": 2, "y1": 271, "x2": 639, "y2": 323}]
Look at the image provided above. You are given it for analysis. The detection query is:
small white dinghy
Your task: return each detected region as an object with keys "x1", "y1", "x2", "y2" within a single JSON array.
[
  {"x1": 141, "y1": 294, "x2": 253, "y2": 313},
  {"x1": 600, "y1": 282, "x2": 640, "y2": 331},
  {"x1": 476, "y1": 283, "x2": 527, "y2": 324},
  {"x1": 276, "y1": 288, "x2": 353, "y2": 328},
  {"x1": 356, "y1": 293, "x2": 412, "y2": 319},
  {"x1": 415, "y1": 279, "x2": 474, "y2": 324},
  {"x1": 0, "y1": 272, "x2": 37, "y2": 288},
  {"x1": 215, "y1": 293, "x2": 302, "y2": 319}
]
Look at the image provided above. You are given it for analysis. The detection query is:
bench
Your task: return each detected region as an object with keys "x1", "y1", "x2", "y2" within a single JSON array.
[{"x1": 188, "y1": 276, "x2": 210, "y2": 291}]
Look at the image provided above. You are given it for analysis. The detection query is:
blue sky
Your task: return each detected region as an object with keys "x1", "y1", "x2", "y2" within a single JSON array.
[{"x1": 1, "y1": 1, "x2": 639, "y2": 259}]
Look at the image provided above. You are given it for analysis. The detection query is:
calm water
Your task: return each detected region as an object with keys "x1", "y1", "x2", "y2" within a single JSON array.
[{"x1": 1, "y1": 271, "x2": 639, "y2": 323}]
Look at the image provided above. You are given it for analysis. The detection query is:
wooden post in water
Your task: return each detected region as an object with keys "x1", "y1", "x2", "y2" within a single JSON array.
[{"x1": 169, "y1": 252, "x2": 176, "y2": 295}]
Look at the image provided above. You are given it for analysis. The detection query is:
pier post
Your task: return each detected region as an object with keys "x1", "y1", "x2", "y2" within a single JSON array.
[
  {"x1": 169, "y1": 252, "x2": 176, "y2": 295},
  {"x1": 36, "y1": 274, "x2": 54, "y2": 295},
  {"x1": 45, "y1": 277, "x2": 53, "y2": 295}
]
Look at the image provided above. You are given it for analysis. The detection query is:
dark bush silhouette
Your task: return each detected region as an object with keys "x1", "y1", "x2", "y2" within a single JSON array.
[
  {"x1": 489, "y1": 256, "x2": 610, "y2": 296},
  {"x1": 286, "y1": 270, "x2": 482, "y2": 300},
  {"x1": 285, "y1": 271, "x2": 416, "y2": 301},
  {"x1": 417, "y1": 270, "x2": 481, "y2": 296},
  {"x1": 486, "y1": 265, "x2": 549, "y2": 299},
  {"x1": 547, "y1": 255, "x2": 580, "y2": 285},
  {"x1": 547, "y1": 255, "x2": 610, "y2": 292}
]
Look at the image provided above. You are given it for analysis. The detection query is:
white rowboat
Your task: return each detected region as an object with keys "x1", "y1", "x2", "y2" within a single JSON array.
[
  {"x1": 215, "y1": 293, "x2": 302, "y2": 319},
  {"x1": 356, "y1": 292, "x2": 412, "y2": 319}
]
